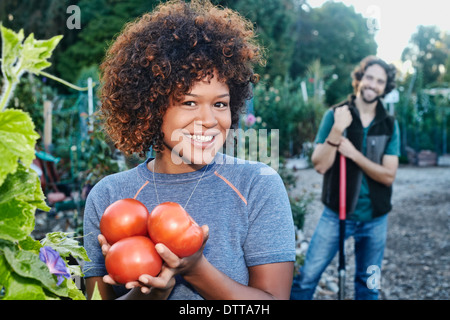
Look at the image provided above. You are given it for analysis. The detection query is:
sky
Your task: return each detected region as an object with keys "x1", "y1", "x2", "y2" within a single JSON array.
[{"x1": 307, "y1": 0, "x2": 450, "y2": 64}]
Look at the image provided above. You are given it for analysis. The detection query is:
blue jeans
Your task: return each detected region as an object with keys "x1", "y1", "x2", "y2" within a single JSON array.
[{"x1": 291, "y1": 206, "x2": 388, "y2": 300}]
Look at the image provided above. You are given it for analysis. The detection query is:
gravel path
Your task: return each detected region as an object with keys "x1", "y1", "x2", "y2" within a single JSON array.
[{"x1": 290, "y1": 164, "x2": 450, "y2": 300}]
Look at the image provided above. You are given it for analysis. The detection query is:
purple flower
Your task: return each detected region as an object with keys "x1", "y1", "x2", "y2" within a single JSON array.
[
  {"x1": 245, "y1": 113, "x2": 256, "y2": 127},
  {"x1": 39, "y1": 246, "x2": 71, "y2": 286}
]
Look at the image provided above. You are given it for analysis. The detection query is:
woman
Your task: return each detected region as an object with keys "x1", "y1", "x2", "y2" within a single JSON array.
[{"x1": 83, "y1": 0, "x2": 295, "y2": 300}]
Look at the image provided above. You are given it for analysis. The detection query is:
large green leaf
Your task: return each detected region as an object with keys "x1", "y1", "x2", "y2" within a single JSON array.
[
  {"x1": 0, "y1": 164, "x2": 49, "y2": 242},
  {"x1": 0, "y1": 109, "x2": 40, "y2": 185},
  {"x1": 0, "y1": 252, "x2": 48, "y2": 300}
]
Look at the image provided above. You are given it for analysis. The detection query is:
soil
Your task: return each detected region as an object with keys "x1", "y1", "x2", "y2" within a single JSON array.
[{"x1": 290, "y1": 164, "x2": 450, "y2": 300}]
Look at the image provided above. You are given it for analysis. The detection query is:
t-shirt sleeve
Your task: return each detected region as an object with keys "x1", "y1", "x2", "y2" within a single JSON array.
[
  {"x1": 314, "y1": 109, "x2": 335, "y2": 144},
  {"x1": 243, "y1": 166, "x2": 296, "y2": 267},
  {"x1": 385, "y1": 119, "x2": 401, "y2": 156},
  {"x1": 82, "y1": 180, "x2": 110, "y2": 278}
]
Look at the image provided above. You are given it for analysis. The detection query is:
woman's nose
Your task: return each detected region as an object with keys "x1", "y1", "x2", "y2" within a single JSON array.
[{"x1": 195, "y1": 105, "x2": 218, "y2": 128}]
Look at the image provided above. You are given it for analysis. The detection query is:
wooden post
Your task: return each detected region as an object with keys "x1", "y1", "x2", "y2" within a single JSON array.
[
  {"x1": 88, "y1": 77, "x2": 94, "y2": 132},
  {"x1": 43, "y1": 100, "x2": 53, "y2": 153}
]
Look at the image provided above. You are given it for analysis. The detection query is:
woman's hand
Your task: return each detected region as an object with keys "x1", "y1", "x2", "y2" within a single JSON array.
[
  {"x1": 97, "y1": 224, "x2": 209, "y2": 298},
  {"x1": 137, "y1": 225, "x2": 209, "y2": 283},
  {"x1": 97, "y1": 233, "x2": 175, "y2": 297}
]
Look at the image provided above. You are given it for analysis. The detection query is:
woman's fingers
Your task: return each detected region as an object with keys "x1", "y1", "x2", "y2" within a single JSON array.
[
  {"x1": 98, "y1": 234, "x2": 111, "y2": 257},
  {"x1": 139, "y1": 270, "x2": 176, "y2": 290},
  {"x1": 103, "y1": 274, "x2": 120, "y2": 286},
  {"x1": 155, "y1": 243, "x2": 181, "y2": 268},
  {"x1": 201, "y1": 225, "x2": 209, "y2": 246}
]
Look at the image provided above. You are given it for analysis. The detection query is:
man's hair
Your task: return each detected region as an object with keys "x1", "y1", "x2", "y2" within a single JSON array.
[
  {"x1": 351, "y1": 55, "x2": 397, "y2": 97},
  {"x1": 99, "y1": 0, "x2": 264, "y2": 156}
]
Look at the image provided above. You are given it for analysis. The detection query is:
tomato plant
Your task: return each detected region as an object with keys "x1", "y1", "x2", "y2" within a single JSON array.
[
  {"x1": 148, "y1": 202, "x2": 203, "y2": 258},
  {"x1": 105, "y1": 236, "x2": 162, "y2": 284}
]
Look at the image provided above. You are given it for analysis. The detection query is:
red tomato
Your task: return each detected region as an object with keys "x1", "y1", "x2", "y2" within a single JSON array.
[
  {"x1": 148, "y1": 202, "x2": 203, "y2": 258},
  {"x1": 100, "y1": 198, "x2": 149, "y2": 244},
  {"x1": 105, "y1": 236, "x2": 162, "y2": 284}
]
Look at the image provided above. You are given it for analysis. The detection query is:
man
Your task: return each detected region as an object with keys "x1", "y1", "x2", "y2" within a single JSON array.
[{"x1": 292, "y1": 56, "x2": 400, "y2": 300}]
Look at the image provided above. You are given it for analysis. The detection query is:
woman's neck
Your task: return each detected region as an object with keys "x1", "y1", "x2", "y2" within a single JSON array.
[{"x1": 148, "y1": 152, "x2": 208, "y2": 174}]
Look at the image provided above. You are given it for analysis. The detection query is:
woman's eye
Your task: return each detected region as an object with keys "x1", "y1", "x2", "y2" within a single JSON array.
[
  {"x1": 182, "y1": 101, "x2": 196, "y2": 107},
  {"x1": 215, "y1": 102, "x2": 228, "y2": 108}
]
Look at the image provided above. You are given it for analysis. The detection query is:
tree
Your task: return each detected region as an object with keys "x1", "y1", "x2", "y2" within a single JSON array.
[
  {"x1": 442, "y1": 54, "x2": 450, "y2": 84},
  {"x1": 402, "y1": 25, "x2": 449, "y2": 87},
  {"x1": 216, "y1": 0, "x2": 297, "y2": 79},
  {"x1": 398, "y1": 26, "x2": 449, "y2": 156},
  {"x1": 290, "y1": 1, "x2": 377, "y2": 105},
  {"x1": 56, "y1": 0, "x2": 160, "y2": 84},
  {"x1": 438, "y1": 32, "x2": 450, "y2": 84}
]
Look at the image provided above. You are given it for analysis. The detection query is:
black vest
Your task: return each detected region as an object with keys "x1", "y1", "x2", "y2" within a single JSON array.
[{"x1": 321, "y1": 95, "x2": 395, "y2": 218}]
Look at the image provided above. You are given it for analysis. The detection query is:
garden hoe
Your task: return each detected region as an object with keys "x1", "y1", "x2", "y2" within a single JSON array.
[{"x1": 338, "y1": 152, "x2": 346, "y2": 300}]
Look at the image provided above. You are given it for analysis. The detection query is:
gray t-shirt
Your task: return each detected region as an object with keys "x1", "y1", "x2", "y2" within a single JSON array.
[{"x1": 82, "y1": 153, "x2": 296, "y2": 299}]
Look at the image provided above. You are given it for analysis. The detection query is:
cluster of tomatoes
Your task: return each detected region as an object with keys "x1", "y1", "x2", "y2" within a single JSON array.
[{"x1": 100, "y1": 199, "x2": 204, "y2": 284}]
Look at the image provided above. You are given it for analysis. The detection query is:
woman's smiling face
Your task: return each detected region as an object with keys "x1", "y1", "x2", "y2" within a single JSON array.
[{"x1": 159, "y1": 72, "x2": 231, "y2": 172}]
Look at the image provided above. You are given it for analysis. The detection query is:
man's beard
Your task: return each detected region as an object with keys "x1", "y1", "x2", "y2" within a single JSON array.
[{"x1": 360, "y1": 87, "x2": 381, "y2": 104}]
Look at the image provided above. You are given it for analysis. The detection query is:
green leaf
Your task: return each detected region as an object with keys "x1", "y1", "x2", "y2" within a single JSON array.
[
  {"x1": 18, "y1": 236, "x2": 43, "y2": 254},
  {"x1": 1, "y1": 26, "x2": 63, "y2": 110},
  {"x1": 0, "y1": 109, "x2": 40, "y2": 185},
  {"x1": 0, "y1": 164, "x2": 49, "y2": 242},
  {"x1": 90, "y1": 281, "x2": 103, "y2": 300},
  {"x1": 0, "y1": 25, "x2": 24, "y2": 83},
  {"x1": 1, "y1": 25, "x2": 62, "y2": 80},
  {"x1": 0, "y1": 252, "x2": 48, "y2": 300},
  {"x1": 0, "y1": 240, "x2": 86, "y2": 300},
  {"x1": 21, "y1": 32, "x2": 63, "y2": 75},
  {"x1": 40, "y1": 232, "x2": 90, "y2": 262},
  {"x1": 1, "y1": 242, "x2": 71, "y2": 298},
  {"x1": 68, "y1": 264, "x2": 83, "y2": 277},
  {"x1": 65, "y1": 276, "x2": 86, "y2": 300}
]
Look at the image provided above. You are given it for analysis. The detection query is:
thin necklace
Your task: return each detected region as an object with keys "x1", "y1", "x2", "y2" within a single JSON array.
[{"x1": 152, "y1": 158, "x2": 209, "y2": 209}]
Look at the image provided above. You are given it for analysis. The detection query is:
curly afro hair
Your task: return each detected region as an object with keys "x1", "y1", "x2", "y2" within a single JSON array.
[
  {"x1": 351, "y1": 55, "x2": 397, "y2": 98},
  {"x1": 99, "y1": 0, "x2": 264, "y2": 157}
]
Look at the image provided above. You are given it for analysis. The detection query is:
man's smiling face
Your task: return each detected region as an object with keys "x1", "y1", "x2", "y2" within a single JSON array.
[{"x1": 358, "y1": 64, "x2": 388, "y2": 104}]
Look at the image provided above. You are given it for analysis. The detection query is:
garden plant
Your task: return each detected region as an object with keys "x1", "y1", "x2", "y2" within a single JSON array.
[{"x1": 0, "y1": 25, "x2": 94, "y2": 300}]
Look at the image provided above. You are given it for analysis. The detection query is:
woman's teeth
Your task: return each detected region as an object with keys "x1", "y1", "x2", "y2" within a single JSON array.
[{"x1": 188, "y1": 134, "x2": 213, "y2": 142}]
